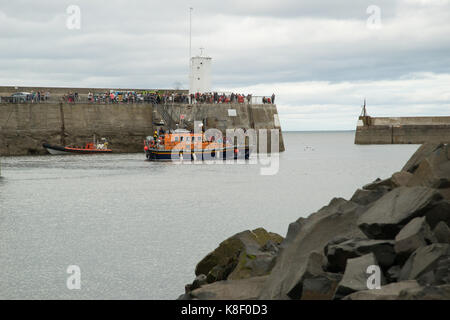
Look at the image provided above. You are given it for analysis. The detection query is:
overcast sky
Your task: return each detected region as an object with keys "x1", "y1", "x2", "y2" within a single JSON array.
[{"x1": 1, "y1": 0, "x2": 449, "y2": 130}]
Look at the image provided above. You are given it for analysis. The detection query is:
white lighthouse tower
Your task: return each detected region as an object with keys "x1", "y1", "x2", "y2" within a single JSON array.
[{"x1": 189, "y1": 51, "x2": 212, "y2": 94}]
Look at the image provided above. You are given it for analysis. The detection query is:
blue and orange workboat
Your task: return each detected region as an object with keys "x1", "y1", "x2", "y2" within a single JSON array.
[{"x1": 144, "y1": 129, "x2": 250, "y2": 161}]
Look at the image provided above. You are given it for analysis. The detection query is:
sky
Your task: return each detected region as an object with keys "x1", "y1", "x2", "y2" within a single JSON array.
[{"x1": 0, "y1": 0, "x2": 449, "y2": 130}]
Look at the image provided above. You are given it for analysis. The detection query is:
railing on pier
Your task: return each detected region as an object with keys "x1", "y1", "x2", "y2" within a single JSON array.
[{"x1": 0, "y1": 93, "x2": 276, "y2": 105}]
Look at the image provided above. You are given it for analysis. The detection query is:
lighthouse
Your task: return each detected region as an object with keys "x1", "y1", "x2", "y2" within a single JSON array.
[{"x1": 189, "y1": 54, "x2": 212, "y2": 94}]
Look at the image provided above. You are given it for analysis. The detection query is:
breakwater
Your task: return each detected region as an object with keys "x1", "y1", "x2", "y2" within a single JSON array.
[
  {"x1": 355, "y1": 116, "x2": 450, "y2": 144},
  {"x1": 180, "y1": 143, "x2": 450, "y2": 300},
  {"x1": 0, "y1": 102, "x2": 284, "y2": 156}
]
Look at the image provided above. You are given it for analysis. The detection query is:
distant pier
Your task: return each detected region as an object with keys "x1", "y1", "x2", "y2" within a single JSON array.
[{"x1": 355, "y1": 115, "x2": 450, "y2": 144}]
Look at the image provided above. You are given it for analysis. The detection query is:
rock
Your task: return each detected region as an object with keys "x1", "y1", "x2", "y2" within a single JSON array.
[
  {"x1": 334, "y1": 253, "x2": 385, "y2": 299},
  {"x1": 399, "y1": 243, "x2": 450, "y2": 284},
  {"x1": 286, "y1": 251, "x2": 326, "y2": 299},
  {"x1": 386, "y1": 265, "x2": 401, "y2": 282},
  {"x1": 394, "y1": 217, "x2": 437, "y2": 258},
  {"x1": 188, "y1": 275, "x2": 269, "y2": 300},
  {"x1": 391, "y1": 171, "x2": 413, "y2": 187},
  {"x1": 406, "y1": 144, "x2": 450, "y2": 188},
  {"x1": 425, "y1": 200, "x2": 450, "y2": 229},
  {"x1": 357, "y1": 186, "x2": 442, "y2": 239},
  {"x1": 325, "y1": 238, "x2": 395, "y2": 272},
  {"x1": 397, "y1": 284, "x2": 450, "y2": 300},
  {"x1": 433, "y1": 221, "x2": 450, "y2": 244},
  {"x1": 362, "y1": 178, "x2": 394, "y2": 191},
  {"x1": 438, "y1": 188, "x2": 450, "y2": 201},
  {"x1": 195, "y1": 228, "x2": 283, "y2": 284},
  {"x1": 342, "y1": 280, "x2": 420, "y2": 300},
  {"x1": 259, "y1": 197, "x2": 367, "y2": 299},
  {"x1": 402, "y1": 143, "x2": 444, "y2": 173},
  {"x1": 190, "y1": 274, "x2": 207, "y2": 291},
  {"x1": 301, "y1": 272, "x2": 342, "y2": 300},
  {"x1": 350, "y1": 187, "x2": 390, "y2": 206}
]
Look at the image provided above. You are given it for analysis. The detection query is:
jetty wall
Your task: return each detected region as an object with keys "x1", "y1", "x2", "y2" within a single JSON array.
[
  {"x1": 0, "y1": 103, "x2": 284, "y2": 156},
  {"x1": 355, "y1": 116, "x2": 450, "y2": 144}
]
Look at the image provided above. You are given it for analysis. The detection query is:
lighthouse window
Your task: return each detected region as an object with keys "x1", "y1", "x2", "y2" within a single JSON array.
[
  {"x1": 198, "y1": 78, "x2": 200, "y2": 80},
  {"x1": 197, "y1": 67, "x2": 200, "y2": 70},
  {"x1": 180, "y1": 136, "x2": 184, "y2": 141}
]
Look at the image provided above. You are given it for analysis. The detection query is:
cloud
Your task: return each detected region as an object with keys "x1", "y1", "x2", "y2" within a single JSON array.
[{"x1": 0, "y1": 0, "x2": 449, "y2": 129}]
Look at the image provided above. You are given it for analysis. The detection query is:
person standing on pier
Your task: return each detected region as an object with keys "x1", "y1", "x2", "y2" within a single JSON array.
[{"x1": 271, "y1": 93, "x2": 275, "y2": 104}]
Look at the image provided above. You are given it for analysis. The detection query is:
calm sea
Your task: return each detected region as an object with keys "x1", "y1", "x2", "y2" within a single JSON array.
[{"x1": 0, "y1": 131, "x2": 419, "y2": 299}]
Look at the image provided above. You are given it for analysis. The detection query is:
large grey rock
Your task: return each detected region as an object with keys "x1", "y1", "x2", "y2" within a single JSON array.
[
  {"x1": 335, "y1": 253, "x2": 385, "y2": 299},
  {"x1": 406, "y1": 144, "x2": 450, "y2": 188},
  {"x1": 402, "y1": 143, "x2": 444, "y2": 173},
  {"x1": 386, "y1": 265, "x2": 401, "y2": 282},
  {"x1": 325, "y1": 238, "x2": 395, "y2": 272},
  {"x1": 301, "y1": 272, "x2": 342, "y2": 300},
  {"x1": 425, "y1": 200, "x2": 450, "y2": 229},
  {"x1": 399, "y1": 243, "x2": 450, "y2": 283},
  {"x1": 433, "y1": 221, "x2": 450, "y2": 244},
  {"x1": 391, "y1": 171, "x2": 414, "y2": 188},
  {"x1": 362, "y1": 178, "x2": 394, "y2": 191},
  {"x1": 397, "y1": 284, "x2": 450, "y2": 300},
  {"x1": 350, "y1": 187, "x2": 390, "y2": 206},
  {"x1": 342, "y1": 280, "x2": 420, "y2": 300},
  {"x1": 394, "y1": 217, "x2": 437, "y2": 257},
  {"x1": 195, "y1": 228, "x2": 283, "y2": 284},
  {"x1": 417, "y1": 255, "x2": 450, "y2": 285},
  {"x1": 259, "y1": 198, "x2": 366, "y2": 299},
  {"x1": 357, "y1": 187, "x2": 442, "y2": 239},
  {"x1": 285, "y1": 251, "x2": 326, "y2": 299},
  {"x1": 188, "y1": 275, "x2": 269, "y2": 300}
]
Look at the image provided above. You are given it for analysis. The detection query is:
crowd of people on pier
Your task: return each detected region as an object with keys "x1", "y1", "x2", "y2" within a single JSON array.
[
  {"x1": 3, "y1": 90, "x2": 276, "y2": 105},
  {"x1": 83, "y1": 91, "x2": 275, "y2": 105}
]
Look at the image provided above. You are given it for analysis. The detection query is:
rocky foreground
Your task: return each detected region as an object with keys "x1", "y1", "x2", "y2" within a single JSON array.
[{"x1": 179, "y1": 143, "x2": 450, "y2": 300}]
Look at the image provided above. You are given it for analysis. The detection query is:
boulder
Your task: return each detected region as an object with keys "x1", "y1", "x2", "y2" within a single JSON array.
[
  {"x1": 334, "y1": 253, "x2": 385, "y2": 299},
  {"x1": 397, "y1": 284, "x2": 450, "y2": 300},
  {"x1": 402, "y1": 143, "x2": 444, "y2": 173},
  {"x1": 438, "y1": 188, "x2": 450, "y2": 201},
  {"x1": 342, "y1": 280, "x2": 420, "y2": 300},
  {"x1": 301, "y1": 272, "x2": 342, "y2": 300},
  {"x1": 357, "y1": 186, "x2": 442, "y2": 239},
  {"x1": 425, "y1": 200, "x2": 450, "y2": 229},
  {"x1": 433, "y1": 221, "x2": 450, "y2": 244},
  {"x1": 406, "y1": 144, "x2": 450, "y2": 188},
  {"x1": 325, "y1": 238, "x2": 395, "y2": 272},
  {"x1": 394, "y1": 217, "x2": 437, "y2": 257},
  {"x1": 195, "y1": 228, "x2": 283, "y2": 284},
  {"x1": 386, "y1": 265, "x2": 401, "y2": 282},
  {"x1": 259, "y1": 197, "x2": 366, "y2": 299},
  {"x1": 362, "y1": 178, "x2": 394, "y2": 191},
  {"x1": 350, "y1": 187, "x2": 391, "y2": 206},
  {"x1": 391, "y1": 171, "x2": 413, "y2": 187},
  {"x1": 188, "y1": 275, "x2": 269, "y2": 300},
  {"x1": 285, "y1": 251, "x2": 326, "y2": 299},
  {"x1": 399, "y1": 243, "x2": 450, "y2": 284}
]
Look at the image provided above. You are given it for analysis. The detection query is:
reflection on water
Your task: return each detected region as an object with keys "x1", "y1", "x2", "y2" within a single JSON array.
[{"x1": 0, "y1": 132, "x2": 419, "y2": 299}]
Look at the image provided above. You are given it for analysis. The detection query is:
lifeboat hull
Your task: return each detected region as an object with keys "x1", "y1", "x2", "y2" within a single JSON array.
[
  {"x1": 145, "y1": 146, "x2": 250, "y2": 161},
  {"x1": 43, "y1": 143, "x2": 112, "y2": 155}
]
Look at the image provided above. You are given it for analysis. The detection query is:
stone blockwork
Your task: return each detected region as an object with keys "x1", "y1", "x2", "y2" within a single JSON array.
[
  {"x1": 355, "y1": 116, "x2": 450, "y2": 145},
  {"x1": 0, "y1": 102, "x2": 284, "y2": 155}
]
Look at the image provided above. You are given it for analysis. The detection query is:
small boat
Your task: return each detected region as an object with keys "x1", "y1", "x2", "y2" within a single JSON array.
[
  {"x1": 43, "y1": 138, "x2": 111, "y2": 155},
  {"x1": 144, "y1": 129, "x2": 250, "y2": 161}
]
